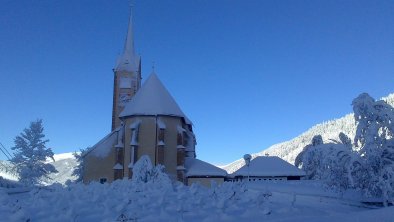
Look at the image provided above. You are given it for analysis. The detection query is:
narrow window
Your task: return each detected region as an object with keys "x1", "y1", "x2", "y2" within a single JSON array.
[
  {"x1": 114, "y1": 169, "x2": 123, "y2": 180},
  {"x1": 157, "y1": 119, "x2": 165, "y2": 165},
  {"x1": 115, "y1": 147, "x2": 123, "y2": 164}
]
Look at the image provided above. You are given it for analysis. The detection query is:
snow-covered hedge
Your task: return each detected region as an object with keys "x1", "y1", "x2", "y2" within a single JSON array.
[
  {"x1": 1, "y1": 156, "x2": 271, "y2": 221},
  {"x1": 1, "y1": 181, "x2": 271, "y2": 221}
]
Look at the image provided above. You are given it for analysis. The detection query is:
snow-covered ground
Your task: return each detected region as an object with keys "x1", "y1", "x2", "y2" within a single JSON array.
[{"x1": 1, "y1": 180, "x2": 392, "y2": 222}]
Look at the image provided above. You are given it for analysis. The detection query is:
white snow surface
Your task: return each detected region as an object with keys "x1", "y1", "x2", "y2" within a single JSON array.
[
  {"x1": 1, "y1": 179, "x2": 393, "y2": 221},
  {"x1": 232, "y1": 156, "x2": 306, "y2": 177},
  {"x1": 223, "y1": 93, "x2": 394, "y2": 174},
  {"x1": 45, "y1": 152, "x2": 75, "y2": 163},
  {"x1": 186, "y1": 158, "x2": 227, "y2": 177},
  {"x1": 119, "y1": 73, "x2": 190, "y2": 122}
]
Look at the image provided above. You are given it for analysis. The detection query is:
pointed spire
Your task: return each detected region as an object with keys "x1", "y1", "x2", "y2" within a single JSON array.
[{"x1": 114, "y1": 6, "x2": 138, "y2": 72}]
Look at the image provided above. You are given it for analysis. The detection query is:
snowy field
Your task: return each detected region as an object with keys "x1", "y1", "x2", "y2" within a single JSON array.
[{"x1": 1, "y1": 180, "x2": 393, "y2": 222}]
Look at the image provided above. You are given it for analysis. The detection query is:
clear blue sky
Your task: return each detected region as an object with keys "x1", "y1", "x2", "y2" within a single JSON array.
[{"x1": 0, "y1": 0, "x2": 393, "y2": 165}]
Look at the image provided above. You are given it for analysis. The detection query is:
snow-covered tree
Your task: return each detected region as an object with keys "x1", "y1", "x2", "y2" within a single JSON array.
[
  {"x1": 352, "y1": 93, "x2": 394, "y2": 204},
  {"x1": 72, "y1": 148, "x2": 88, "y2": 183},
  {"x1": 295, "y1": 135, "x2": 323, "y2": 172},
  {"x1": 295, "y1": 135, "x2": 327, "y2": 180},
  {"x1": 296, "y1": 133, "x2": 359, "y2": 191},
  {"x1": 10, "y1": 119, "x2": 57, "y2": 185},
  {"x1": 131, "y1": 155, "x2": 171, "y2": 189}
]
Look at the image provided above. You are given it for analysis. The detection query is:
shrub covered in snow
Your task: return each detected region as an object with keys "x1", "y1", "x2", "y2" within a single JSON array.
[
  {"x1": 0, "y1": 156, "x2": 271, "y2": 221},
  {"x1": 1, "y1": 179, "x2": 271, "y2": 221}
]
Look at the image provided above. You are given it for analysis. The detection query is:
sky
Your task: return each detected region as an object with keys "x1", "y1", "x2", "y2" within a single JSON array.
[{"x1": 0, "y1": 0, "x2": 393, "y2": 165}]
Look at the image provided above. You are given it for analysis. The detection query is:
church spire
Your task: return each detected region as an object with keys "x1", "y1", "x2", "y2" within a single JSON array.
[
  {"x1": 111, "y1": 4, "x2": 142, "y2": 131},
  {"x1": 114, "y1": 6, "x2": 138, "y2": 72}
]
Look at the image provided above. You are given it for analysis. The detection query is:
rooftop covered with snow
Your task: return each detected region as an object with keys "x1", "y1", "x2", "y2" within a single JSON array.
[
  {"x1": 232, "y1": 156, "x2": 306, "y2": 177},
  {"x1": 119, "y1": 73, "x2": 191, "y2": 124},
  {"x1": 83, "y1": 127, "x2": 121, "y2": 158},
  {"x1": 185, "y1": 158, "x2": 227, "y2": 177}
]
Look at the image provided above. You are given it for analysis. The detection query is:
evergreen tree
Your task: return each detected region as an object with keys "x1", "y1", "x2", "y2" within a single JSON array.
[
  {"x1": 72, "y1": 148, "x2": 88, "y2": 183},
  {"x1": 10, "y1": 119, "x2": 57, "y2": 185}
]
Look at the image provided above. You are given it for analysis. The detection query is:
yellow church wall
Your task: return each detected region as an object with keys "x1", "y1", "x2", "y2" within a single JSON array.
[
  {"x1": 122, "y1": 115, "x2": 184, "y2": 180},
  {"x1": 83, "y1": 148, "x2": 116, "y2": 183},
  {"x1": 161, "y1": 116, "x2": 183, "y2": 179}
]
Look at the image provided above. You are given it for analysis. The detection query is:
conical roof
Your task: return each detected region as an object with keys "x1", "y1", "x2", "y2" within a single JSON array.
[{"x1": 119, "y1": 73, "x2": 189, "y2": 121}]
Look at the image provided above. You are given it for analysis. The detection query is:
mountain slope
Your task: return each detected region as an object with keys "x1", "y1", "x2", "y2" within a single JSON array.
[
  {"x1": 0, "y1": 152, "x2": 78, "y2": 185},
  {"x1": 223, "y1": 93, "x2": 394, "y2": 173}
]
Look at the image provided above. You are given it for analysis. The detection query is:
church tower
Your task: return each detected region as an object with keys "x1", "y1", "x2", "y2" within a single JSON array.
[{"x1": 112, "y1": 7, "x2": 141, "y2": 131}]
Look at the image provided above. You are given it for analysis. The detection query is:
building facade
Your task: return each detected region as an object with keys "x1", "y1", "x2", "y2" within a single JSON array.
[{"x1": 82, "y1": 8, "x2": 225, "y2": 185}]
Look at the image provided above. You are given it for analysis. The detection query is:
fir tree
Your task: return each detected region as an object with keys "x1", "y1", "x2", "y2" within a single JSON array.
[
  {"x1": 72, "y1": 148, "x2": 88, "y2": 183},
  {"x1": 10, "y1": 119, "x2": 57, "y2": 185}
]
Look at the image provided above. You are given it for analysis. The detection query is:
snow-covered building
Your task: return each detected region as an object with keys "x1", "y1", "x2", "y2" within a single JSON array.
[
  {"x1": 185, "y1": 158, "x2": 227, "y2": 186},
  {"x1": 231, "y1": 156, "x2": 306, "y2": 182},
  {"x1": 83, "y1": 8, "x2": 225, "y2": 185}
]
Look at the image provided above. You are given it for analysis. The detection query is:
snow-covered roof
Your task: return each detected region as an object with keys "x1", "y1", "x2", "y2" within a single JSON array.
[
  {"x1": 113, "y1": 163, "x2": 123, "y2": 170},
  {"x1": 119, "y1": 73, "x2": 191, "y2": 124},
  {"x1": 114, "y1": 8, "x2": 139, "y2": 73},
  {"x1": 232, "y1": 156, "x2": 306, "y2": 177},
  {"x1": 185, "y1": 158, "x2": 227, "y2": 177},
  {"x1": 83, "y1": 127, "x2": 121, "y2": 158}
]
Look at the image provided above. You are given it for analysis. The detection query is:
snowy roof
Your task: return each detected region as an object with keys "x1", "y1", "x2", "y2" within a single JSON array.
[
  {"x1": 119, "y1": 73, "x2": 191, "y2": 124},
  {"x1": 185, "y1": 158, "x2": 227, "y2": 177},
  {"x1": 232, "y1": 156, "x2": 306, "y2": 177},
  {"x1": 83, "y1": 127, "x2": 120, "y2": 158},
  {"x1": 114, "y1": 8, "x2": 139, "y2": 72},
  {"x1": 113, "y1": 163, "x2": 123, "y2": 170}
]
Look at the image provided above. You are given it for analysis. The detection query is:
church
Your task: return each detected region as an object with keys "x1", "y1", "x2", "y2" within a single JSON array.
[{"x1": 82, "y1": 8, "x2": 227, "y2": 185}]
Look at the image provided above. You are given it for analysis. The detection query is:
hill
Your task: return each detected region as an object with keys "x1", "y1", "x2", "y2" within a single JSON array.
[
  {"x1": 0, "y1": 152, "x2": 77, "y2": 185},
  {"x1": 223, "y1": 93, "x2": 394, "y2": 173}
]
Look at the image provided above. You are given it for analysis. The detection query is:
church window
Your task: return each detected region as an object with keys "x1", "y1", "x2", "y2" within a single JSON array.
[
  {"x1": 156, "y1": 118, "x2": 165, "y2": 165},
  {"x1": 115, "y1": 147, "x2": 123, "y2": 164},
  {"x1": 130, "y1": 129, "x2": 138, "y2": 145},
  {"x1": 157, "y1": 146, "x2": 164, "y2": 165},
  {"x1": 177, "y1": 132, "x2": 183, "y2": 146},
  {"x1": 177, "y1": 148, "x2": 185, "y2": 166},
  {"x1": 176, "y1": 126, "x2": 186, "y2": 146},
  {"x1": 157, "y1": 128, "x2": 165, "y2": 165},
  {"x1": 130, "y1": 146, "x2": 138, "y2": 167},
  {"x1": 130, "y1": 120, "x2": 141, "y2": 146},
  {"x1": 119, "y1": 77, "x2": 132, "y2": 88},
  {"x1": 114, "y1": 169, "x2": 123, "y2": 180}
]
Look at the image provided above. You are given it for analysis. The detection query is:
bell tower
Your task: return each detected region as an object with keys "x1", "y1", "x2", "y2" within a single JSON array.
[{"x1": 112, "y1": 7, "x2": 141, "y2": 131}]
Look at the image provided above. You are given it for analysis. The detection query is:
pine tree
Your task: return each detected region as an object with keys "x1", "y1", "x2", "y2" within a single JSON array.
[
  {"x1": 10, "y1": 119, "x2": 58, "y2": 185},
  {"x1": 72, "y1": 148, "x2": 88, "y2": 183}
]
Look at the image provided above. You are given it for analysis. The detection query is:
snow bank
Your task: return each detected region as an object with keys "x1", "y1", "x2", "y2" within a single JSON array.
[{"x1": 1, "y1": 180, "x2": 272, "y2": 221}]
